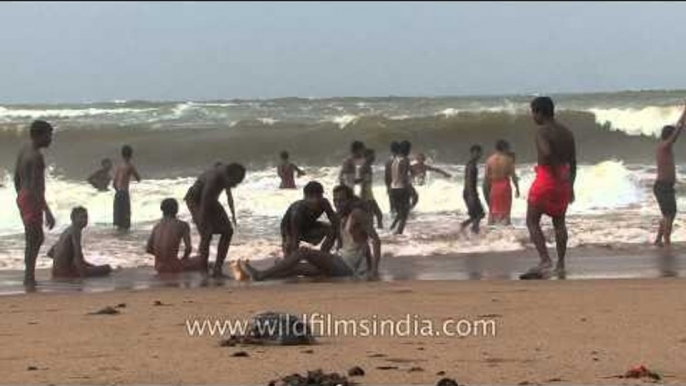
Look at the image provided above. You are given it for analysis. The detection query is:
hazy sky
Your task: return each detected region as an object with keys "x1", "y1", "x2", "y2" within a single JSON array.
[{"x1": 0, "y1": 2, "x2": 684, "y2": 103}]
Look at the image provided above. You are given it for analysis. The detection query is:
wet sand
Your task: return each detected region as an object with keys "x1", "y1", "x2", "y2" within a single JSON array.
[
  {"x1": 0, "y1": 246, "x2": 685, "y2": 384},
  {"x1": 1, "y1": 278, "x2": 685, "y2": 385}
]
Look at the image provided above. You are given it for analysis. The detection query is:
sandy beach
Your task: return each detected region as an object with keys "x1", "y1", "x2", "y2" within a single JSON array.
[{"x1": 1, "y1": 273, "x2": 685, "y2": 385}]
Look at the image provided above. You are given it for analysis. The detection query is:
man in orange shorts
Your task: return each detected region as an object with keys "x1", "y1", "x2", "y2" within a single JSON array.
[{"x1": 521, "y1": 97, "x2": 576, "y2": 280}]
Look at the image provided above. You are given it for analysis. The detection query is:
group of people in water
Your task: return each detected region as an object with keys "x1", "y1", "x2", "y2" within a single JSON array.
[{"x1": 12, "y1": 96, "x2": 686, "y2": 287}]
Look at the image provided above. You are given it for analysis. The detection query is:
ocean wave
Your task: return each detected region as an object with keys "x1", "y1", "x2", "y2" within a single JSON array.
[{"x1": 588, "y1": 106, "x2": 682, "y2": 136}]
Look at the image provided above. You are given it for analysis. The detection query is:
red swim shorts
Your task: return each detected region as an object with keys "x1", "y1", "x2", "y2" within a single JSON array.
[
  {"x1": 527, "y1": 164, "x2": 572, "y2": 217},
  {"x1": 16, "y1": 190, "x2": 44, "y2": 227}
]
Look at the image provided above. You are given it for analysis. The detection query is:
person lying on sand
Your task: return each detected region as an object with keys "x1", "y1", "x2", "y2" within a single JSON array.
[
  {"x1": 235, "y1": 185, "x2": 381, "y2": 281},
  {"x1": 280, "y1": 181, "x2": 339, "y2": 257},
  {"x1": 147, "y1": 198, "x2": 204, "y2": 274},
  {"x1": 48, "y1": 207, "x2": 112, "y2": 279},
  {"x1": 87, "y1": 158, "x2": 113, "y2": 192}
]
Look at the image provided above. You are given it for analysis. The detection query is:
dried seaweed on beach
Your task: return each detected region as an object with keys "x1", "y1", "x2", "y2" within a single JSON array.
[{"x1": 88, "y1": 306, "x2": 120, "y2": 316}]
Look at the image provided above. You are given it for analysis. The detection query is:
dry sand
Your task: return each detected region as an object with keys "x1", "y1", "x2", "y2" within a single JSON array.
[{"x1": 1, "y1": 278, "x2": 685, "y2": 385}]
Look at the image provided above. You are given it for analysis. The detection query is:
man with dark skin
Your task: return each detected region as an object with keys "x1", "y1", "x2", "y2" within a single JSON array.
[
  {"x1": 14, "y1": 120, "x2": 56, "y2": 288},
  {"x1": 339, "y1": 140, "x2": 366, "y2": 191},
  {"x1": 237, "y1": 185, "x2": 381, "y2": 281},
  {"x1": 280, "y1": 181, "x2": 339, "y2": 257},
  {"x1": 384, "y1": 141, "x2": 401, "y2": 215},
  {"x1": 87, "y1": 158, "x2": 113, "y2": 192},
  {"x1": 410, "y1": 153, "x2": 452, "y2": 186},
  {"x1": 277, "y1": 151, "x2": 305, "y2": 189},
  {"x1": 460, "y1": 145, "x2": 485, "y2": 234},
  {"x1": 147, "y1": 198, "x2": 204, "y2": 274},
  {"x1": 484, "y1": 140, "x2": 521, "y2": 225},
  {"x1": 521, "y1": 97, "x2": 577, "y2": 279},
  {"x1": 113, "y1": 145, "x2": 141, "y2": 231},
  {"x1": 184, "y1": 163, "x2": 246, "y2": 278},
  {"x1": 48, "y1": 207, "x2": 112, "y2": 279},
  {"x1": 653, "y1": 102, "x2": 686, "y2": 247},
  {"x1": 389, "y1": 140, "x2": 413, "y2": 235}
]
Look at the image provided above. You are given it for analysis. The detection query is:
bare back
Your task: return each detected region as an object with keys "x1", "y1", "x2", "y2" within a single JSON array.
[
  {"x1": 536, "y1": 122, "x2": 576, "y2": 167},
  {"x1": 113, "y1": 161, "x2": 140, "y2": 192},
  {"x1": 148, "y1": 218, "x2": 190, "y2": 261},
  {"x1": 656, "y1": 141, "x2": 676, "y2": 183},
  {"x1": 486, "y1": 153, "x2": 514, "y2": 181}
]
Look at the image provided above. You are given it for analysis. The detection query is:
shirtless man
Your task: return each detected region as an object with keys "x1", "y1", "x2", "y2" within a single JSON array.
[
  {"x1": 521, "y1": 97, "x2": 577, "y2": 279},
  {"x1": 147, "y1": 198, "x2": 203, "y2": 273},
  {"x1": 277, "y1": 151, "x2": 305, "y2": 189},
  {"x1": 460, "y1": 145, "x2": 485, "y2": 234},
  {"x1": 184, "y1": 163, "x2": 246, "y2": 277},
  {"x1": 385, "y1": 141, "x2": 401, "y2": 215},
  {"x1": 358, "y1": 148, "x2": 384, "y2": 228},
  {"x1": 484, "y1": 140, "x2": 521, "y2": 225},
  {"x1": 14, "y1": 120, "x2": 56, "y2": 287},
  {"x1": 653, "y1": 102, "x2": 686, "y2": 247},
  {"x1": 389, "y1": 140, "x2": 413, "y2": 235},
  {"x1": 339, "y1": 141, "x2": 366, "y2": 192},
  {"x1": 87, "y1": 158, "x2": 113, "y2": 192},
  {"x1": 113, "y1": 145, "x2": 141, "y2": 231},
  {"x1": 410, "y1": 153, "x2": 452, "y2": 186},
  {"x1": 238, "y1": 185, "x2": 381, "y2": 281},
  {"x1": 281, "y1": 181, "x2": 339, "y2": 257},
  {"x1": 48, "y1": 207, "x2": 112, "y2": 279}
]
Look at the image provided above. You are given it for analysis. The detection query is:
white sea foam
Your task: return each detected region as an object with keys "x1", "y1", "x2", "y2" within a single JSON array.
[{"x1": 588, "y1": 105, "x2": 682, "y2": 136}]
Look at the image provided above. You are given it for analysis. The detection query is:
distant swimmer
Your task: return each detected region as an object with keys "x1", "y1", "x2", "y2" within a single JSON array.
[
  {"x1": 358, "y1": 148, "x2": 384, "y2": 228},
  {"x1": 147, "y1": 198, "x2": 204, "y2": 274},
  {"x1": 14, "y1": 120, "x2": 56, "y2": 287},
  {"x1": 410, "y1": 153, "x2": 452, "y2": 186},
  {"x1": 484, "y1": 140, "x2": 520, "y2": 225},
  {"x1": 521, "y1": 97, "x2": 576, "y2": 279},
  {"x1": 184, "y1": 163, "x2": 246, "y2": 277},
  {"x1": 48, "y1": 207, "x2": 112, "y2": 279},
  {"x1": 653, "y1": 101, "x2": 686, "y2": 247},
  {"x1": 237, "y1": 185, "x2": 381, "y2": 282},
  {"x1": 460, "y1": 145, "x2": 485, "y2": 234},
  {"x1": 87, "y1": 158, "x2": 113, "y2": 192},
  {"x1": 280, "y1": 181, "x2": 339, "y2": 257},
  {"x1": 112, "y1": 145, "x2": 141, "y2": 231},
  {"x1": 339, "y1": 140, "x2": 366, "y2": 192},
  {"x1": 389, "y1": 140, "x2": 413, "y2": 235},
  {"x1": 277, "y1": 151, "x2": 305, "y2": 189}
]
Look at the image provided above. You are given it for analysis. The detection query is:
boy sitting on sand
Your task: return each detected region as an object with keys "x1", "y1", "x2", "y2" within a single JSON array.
[
  {"x1": 48, "y1": 207, "x2": 112, "y2": 279},
  {"x1": 147, "y1": 198, "x2": 204, "y2": 274}
]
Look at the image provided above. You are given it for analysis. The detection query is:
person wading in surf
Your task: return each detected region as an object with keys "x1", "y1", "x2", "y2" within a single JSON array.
[
  {"x1": 521, "y1": 97, "x2": 576, "y2": 279},
  {"x1": 484, "y1": 140, "x2": 520, "y2": 225},
  {"x1": 652, "y1": 101, "x2": 686, "y2": 247}
]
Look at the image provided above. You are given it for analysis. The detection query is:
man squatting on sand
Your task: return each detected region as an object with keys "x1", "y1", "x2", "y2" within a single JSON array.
[{"x1": 237, "y1": 184, "x2": 381, "y2": 281}]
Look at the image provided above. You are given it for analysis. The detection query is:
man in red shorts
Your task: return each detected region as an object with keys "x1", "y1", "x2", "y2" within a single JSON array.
[
  {"x1": 14, "y1": 120, "x2": 56, "y2": 288},
  {"x1": 521, "y1": 97, "x2": 576, "y2": 279}
]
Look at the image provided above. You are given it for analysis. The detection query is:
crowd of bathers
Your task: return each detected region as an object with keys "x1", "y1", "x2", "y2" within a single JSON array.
[{"x1": 12, "y1": 96, "x2": 686, "y2": 287}]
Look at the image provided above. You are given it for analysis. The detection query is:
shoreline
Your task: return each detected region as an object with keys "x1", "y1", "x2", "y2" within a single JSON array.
[{"x1": 0, "y1": 243, "x2": 683, "y2": 296}]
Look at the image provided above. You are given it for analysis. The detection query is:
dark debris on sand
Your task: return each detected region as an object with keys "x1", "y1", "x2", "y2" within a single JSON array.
[
  {"x1": 231, "y1": 351, "x2": 249, "y2": 358},
  {"x1": 115, "y1": 303, "x2": 126, "y2": 309},
  {"x1": 88, "y1": 306, "x2": 120, "y2": 316},
  {"x1": 220, "y1": 312, "x2": 316, "y2": 347},
  {"x1": 268, "y1": 369, "x2": 354, "y2": 386},
  {"x1": 347, "y1": 366, "x2": 365, "y2": 377},
  {"x1": 436, "y1": 378, "x2": 459, "y2": 386}
]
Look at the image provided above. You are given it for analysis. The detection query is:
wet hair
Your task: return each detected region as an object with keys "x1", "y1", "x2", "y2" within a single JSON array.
[
  {"x1": 470, "y1": 144, "x2": 483, "y2": 154},
  {"x1": 280, "y1": 151, "x2": 289, "y2": 160},
  {"x1": 351, "y1": 141, "x2": 365, "y2": 154},
  {"x1": 121, "y1": 145, "x2": 134, "y2": 159},
  {"x1": 303, "y1": 181, "x2": 324, "y2": 197},
  {"x1": 30, "y1": 120, "x2": 53, "y2": 138},
  {"x1": 530, "y1": 96, "x2": 555, "y2": 118},
  {"x1": 70, "y1": 206, "x2": 88, "y2": 221},
  {"x1": 161, "y1": 198, "x2": 179, "y2": 217},
  {"x1": 333, "y1": 184, "x2": 354, "y2": 199},
  {"x1": 390, "y1": 141, "x2": 401, "y2": 155},
  {"x1": 101, "y1": 158, "x2": 112, "y2": 168},
  {"x1": 661, "y1": 125, "x2": 676, "y2": 140},
  {"x1": 495, "y1": 139, "x2": 509, "y2": 152},
  {"x1": 399, "y1": 140, "x2": 412, "y2": 156},
  {"x1": 364, "y1": 148, "x2": 375, "y2": 159},
  {"x1": 225, "y1": 163, "x2": 246, "y2": 183},
  {"x1": 417, "y1": 153, "x2": 426, "y2": 161}
]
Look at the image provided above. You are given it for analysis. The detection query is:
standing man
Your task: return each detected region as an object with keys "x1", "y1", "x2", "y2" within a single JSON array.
[
  {"x1": 460, "y1": 145, "x2": 485, "y2": 234},
  {"x1": 277, "y1": 151, "x2": 305, "y2": 189},
  {"x1": 184, "y1": 163, "x2": 246, "y2": 278},
  {"x1": 653, "y1": 102, "x2": 686, "y2": 247},
  {"x1": 484, "y1": 140, "x2": 520, "y2": 225},
  {"x1": 113, "y1": 145, "x2": 141, "y2": 231},
  {"x1": 384, "y1": 141, "x2": 401, "y2": 216},
  {"x1": 521, "y1": 97, "x2": 576, "y2": 279},
  {"x1": 14, "y1": 120, "x2": 56, "y2": 288},
  {"x1": 389, "y1": 141, "x2": 413, "y2": 235},
  {"x1": 339, "y1": 141, "x2": 366, "y2": 192}
]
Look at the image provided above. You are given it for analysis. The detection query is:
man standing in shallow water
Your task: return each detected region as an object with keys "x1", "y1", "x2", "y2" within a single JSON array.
[
  {"x1": 14, "y1": 120, "x2": 56, "y2": 288},
  {"x1": 653, "y1": 102, "x2": 686, "y2": 247},
  {"x1": 521, "y1": 97, "x2": 576, "y2": 279}
]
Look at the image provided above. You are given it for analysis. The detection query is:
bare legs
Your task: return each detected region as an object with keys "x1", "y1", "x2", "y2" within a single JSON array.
[
  {"x1": 654, "y1": 214, "x2": 675, "y2": 247},
  {"x1": 525, "y1": 204, "x2": 567, "y2": 274},
  {"x1": 241, "y1": 248, "x2": 337, "y2": 281},
  {"x1": 199, "y1": 227, "x2": 234, "y2": 278},
  {"x1": 23, "y1": 225, "x2": 43, "y2": 288}
]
